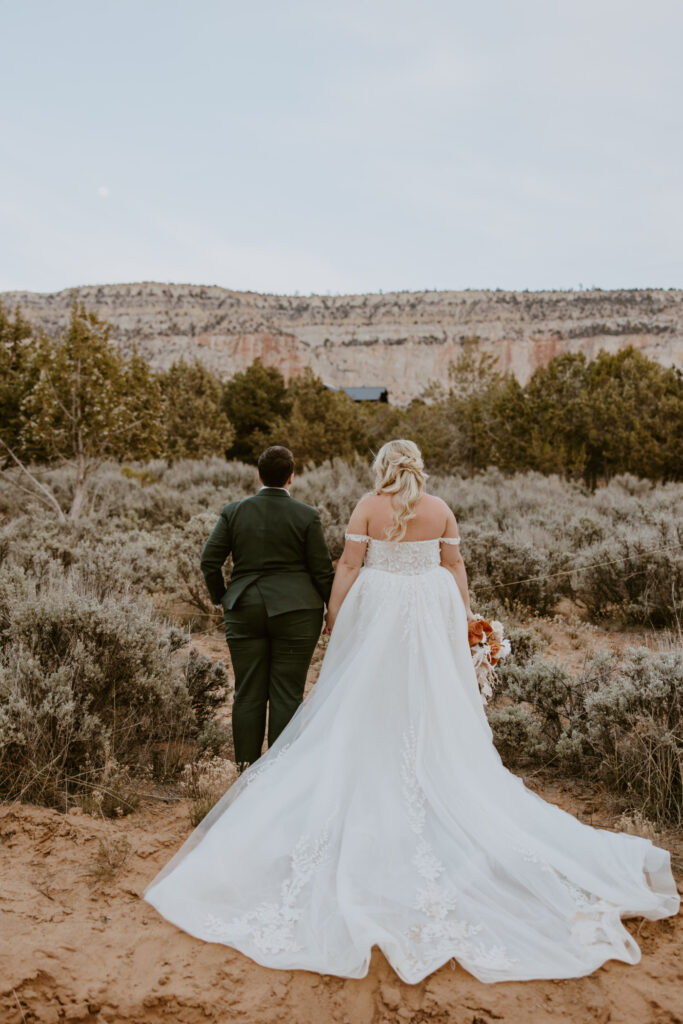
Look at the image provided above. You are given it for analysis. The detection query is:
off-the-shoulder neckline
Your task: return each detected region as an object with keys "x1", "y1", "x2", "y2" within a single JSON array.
[{"x1": 345, "y1": 535, "x2": 459, "y2": 545}]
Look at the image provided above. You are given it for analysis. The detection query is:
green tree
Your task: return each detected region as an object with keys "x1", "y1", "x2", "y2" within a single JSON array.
[
  {"x1": 0, "y1": 302, "x2": 37, "y2": 455},
  {"x1": 19, "y1": 304, "x2": 164, "y2": 519},
  {"x1": 584, "y1": 348, "x2": 683, "y2": 485},
  {"x1": 487, "y1": 373, "x2": 532, "y2": 473},
  {"x1": 441, "y1": 338, "x2": 510, "y2": 473},
  {"x1": 158, "y1": 358, "x2": 234, "y2": 461},
  {"x1": 222, "y1": 358, "x2": 291, "y2": 463},
  {"x1": 385, "y1": 395, "x2": 460, "y2": 473},
  {"x1": 359, "y1": 339, "x2": 520, "y2": 475},
  {"x1": 269, "y1": 369, "x2": 367, "y2": 465},
  {"x1": 521, "y1": 352, "x2": 591, "y2": 478}
]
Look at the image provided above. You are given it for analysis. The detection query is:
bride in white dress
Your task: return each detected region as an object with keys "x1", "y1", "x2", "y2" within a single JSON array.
[{"x1": 144, "y1": 440, "x2": 679, "y2": 984}]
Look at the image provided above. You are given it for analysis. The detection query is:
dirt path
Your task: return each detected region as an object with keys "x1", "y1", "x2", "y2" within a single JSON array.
[
  {"x1": 2, "y1": 626, "x2": 681, "y2": 1023},
  {"x1": 2, "y1": 784, "x2": 681, "y2": 1024}
]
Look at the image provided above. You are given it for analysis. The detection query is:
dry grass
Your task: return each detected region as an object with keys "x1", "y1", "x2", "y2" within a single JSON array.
[
  {"x1": 180, "y1": 756, "x2": 240, "y2": 827},
  {"x1": 90, "y1": 835, "x2": 131, "y2": 881}
]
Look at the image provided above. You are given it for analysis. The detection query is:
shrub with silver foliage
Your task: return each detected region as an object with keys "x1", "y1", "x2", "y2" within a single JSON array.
[
  {"x1": 488, "y1": 645, "x2": 683, "y2": 825},
  {"x1": 0, "y1": 563, "x2": 199, "y2": 807}
]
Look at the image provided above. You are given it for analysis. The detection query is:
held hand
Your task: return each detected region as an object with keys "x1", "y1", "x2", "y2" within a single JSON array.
[{"x1": 324, "y1": 610, "x2": 337, "y2": 635}]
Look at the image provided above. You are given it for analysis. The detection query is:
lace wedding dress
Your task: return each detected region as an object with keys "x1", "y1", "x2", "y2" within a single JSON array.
[{"x1": 144, "y1": 537, "x2": 679, "y2": 983}]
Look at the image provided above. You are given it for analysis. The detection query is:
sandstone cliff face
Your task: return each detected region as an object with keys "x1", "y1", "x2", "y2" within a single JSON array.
[{"x1": 2, "y1": 282, "x2": 681, "y2": 403}]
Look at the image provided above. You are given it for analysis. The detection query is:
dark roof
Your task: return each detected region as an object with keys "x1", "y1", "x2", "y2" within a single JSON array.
[{"x1": 341, "y1": 386, "x2": 389, "y2": 402}]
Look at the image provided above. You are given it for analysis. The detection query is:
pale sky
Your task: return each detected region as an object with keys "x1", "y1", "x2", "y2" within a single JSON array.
[{"x1": 1, "y1": 0, "x2": 681, "y2": 295}]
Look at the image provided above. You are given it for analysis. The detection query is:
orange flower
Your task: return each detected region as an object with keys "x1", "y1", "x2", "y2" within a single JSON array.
[
  {"x1": 468, "y1": 620, "x2": 486, "y2": 646},
  {"x1": 488, "y1": 638, "x2": 501, "y2": 666},
  {"x1": 468, "y1": 618, "x2": 494, "y2": 647}
]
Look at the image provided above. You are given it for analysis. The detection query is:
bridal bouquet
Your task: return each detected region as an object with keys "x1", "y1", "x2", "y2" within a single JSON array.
[{"x1": 468, "y1": 616, "x2": 511, "y2": 705}]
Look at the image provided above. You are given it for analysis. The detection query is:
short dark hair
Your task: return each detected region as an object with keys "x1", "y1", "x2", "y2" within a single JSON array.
[{"x1": 258, "y1": 445, "x2": 295, "y2": 487}]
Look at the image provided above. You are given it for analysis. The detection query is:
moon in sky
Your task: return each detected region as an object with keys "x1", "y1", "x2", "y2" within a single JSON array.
[{"x1": 97, "y1": 185, "x2": 110, "y2": 198}]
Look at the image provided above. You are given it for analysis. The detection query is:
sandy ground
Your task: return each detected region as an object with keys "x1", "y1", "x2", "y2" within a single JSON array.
[{"x1": 2, "y1": 620, "x2": 682, "y2": 1024}]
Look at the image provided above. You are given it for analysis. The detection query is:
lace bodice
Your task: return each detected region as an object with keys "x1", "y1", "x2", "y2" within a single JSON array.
[{"x1": 345, "y1": 535, "x2": 460, "y2": 576}]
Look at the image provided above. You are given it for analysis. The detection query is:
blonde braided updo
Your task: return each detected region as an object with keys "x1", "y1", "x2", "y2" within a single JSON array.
[{"x1": 372, "y1": 439, "x2": 428, "y2": 541}]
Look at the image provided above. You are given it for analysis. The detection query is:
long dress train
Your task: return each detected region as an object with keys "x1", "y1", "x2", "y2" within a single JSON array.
[{"x1": 144, "y1": 537, "x2": 679, "y2": 984}]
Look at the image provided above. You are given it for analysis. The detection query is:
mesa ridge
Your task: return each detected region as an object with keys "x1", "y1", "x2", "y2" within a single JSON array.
[{"x1": 2, "y1": 282, "x2": 681, "y2": 402}]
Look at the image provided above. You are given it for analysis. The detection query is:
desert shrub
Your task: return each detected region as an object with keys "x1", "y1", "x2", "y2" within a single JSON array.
[
  {"x1": 431, "y1": 470, "x2": 683, "y2": 623},
  {"x1": 90, "y1": 458, "x2": 256, "y2": 526},
  {"x1": 489, "y1": 658, "x2": 594, "y2": 763},
  {"x1": 464, "y1": 529, "x2": 566, "y2": 614},
  {"x1": 0, "y1": 457, "x2": 257, "y2": 528},
  {"x1": 487, "y1": 704, "x2": 550, "y2": 763},
  {"x1": 171, "y1": 510, "x2": 228, "y2": 613},
  {"x1": 79, "y1": 756, "x2": 143, "y2": 818},
  {"x1": 488, "y1": 645, "x2": 683, "y2": 825},
  {"x1": 570, "y1": 527, "x2": 683, "y2": 627},
  {"x1": 498, "y1": 624, "x2": 546, "y2": 666},
  {"x1": 0, "y1": 507, "x2": 227, "y2": 619},
  {"x1": 153, "y1": 456, "x2": 257, "y2": 497},
  {"x1": 580, "y1": 647, "x2": 683, "y2": 823},
  {"x1": 0, "y1": 563, "x2": 224, "y2": 808},
  {"x1": 196, "y1": 719, "x2": 233, "y2": 760},
  {"x1": 1, "y1": 459, "x2": 681, "y2": 625},
  {"x1": 182, "y1": 647, "x2": 231, "y2": 726}
]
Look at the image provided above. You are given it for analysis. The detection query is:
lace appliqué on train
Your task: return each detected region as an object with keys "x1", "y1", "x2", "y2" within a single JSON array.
[
  {"x1": 513, "y1": 843, "x2": 623, "y2": 947},
  {"x1": 401, "y1": 729, "x2": 518, "y2": 972},
  {"x1": 204, "y1": 821, "x2": 333, "y2": 955}
]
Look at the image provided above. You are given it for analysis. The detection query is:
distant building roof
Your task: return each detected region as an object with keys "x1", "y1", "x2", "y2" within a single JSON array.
[{"x1": 337, "y1": 386, "x2": 389, "y2": 402}]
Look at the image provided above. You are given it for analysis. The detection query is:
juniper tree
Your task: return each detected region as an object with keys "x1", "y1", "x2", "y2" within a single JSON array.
[
  {"x1": 157, "y1": 358, "x2": 234, "y2": 461},
  {"x1": 267, "y1": 368, "x2": 367, "y2": 466},
  {"x1": 19, "y1": 303, "x2": 164, "y2": 519},
  {"x1": 584, "y1": 347, "x2": 683, "y2": 485},
  {"x1": 221, "y1": 358, "x2": 291, "y2": 463},
  {"x1": 0, "y1": 301, "x2": 36, "y2": 454}
]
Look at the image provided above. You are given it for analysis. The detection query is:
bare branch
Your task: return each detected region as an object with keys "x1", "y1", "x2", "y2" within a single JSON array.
[
  {"x1": 0, "y1": 474, "x2": 65, "y2": 514},
  {"x1": 0, "y1": 439, "x2": 67, "y2": 522}
]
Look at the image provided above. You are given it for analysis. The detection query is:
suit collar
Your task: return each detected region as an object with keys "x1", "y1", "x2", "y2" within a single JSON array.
[{"x1": 257, "y1": 486, "x2": 291, "y2": 498}]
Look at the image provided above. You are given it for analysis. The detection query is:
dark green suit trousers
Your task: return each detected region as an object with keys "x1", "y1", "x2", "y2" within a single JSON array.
[
  {"x1": 201, "y1": 487, "x2": 334, "y2": 767},
  {"x1": 224, "y1": 582, "x2": 323, "y2": 765}
]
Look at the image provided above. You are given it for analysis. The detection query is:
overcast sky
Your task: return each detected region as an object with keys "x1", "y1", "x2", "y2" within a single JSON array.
[{"x1": 1, "y1": 0, "x2": 681, "y2": 296}]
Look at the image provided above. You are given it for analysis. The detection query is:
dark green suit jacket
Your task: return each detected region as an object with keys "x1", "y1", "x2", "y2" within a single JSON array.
[{"x1": 200, "y1": 488, "x2": 335, "y2": 616}]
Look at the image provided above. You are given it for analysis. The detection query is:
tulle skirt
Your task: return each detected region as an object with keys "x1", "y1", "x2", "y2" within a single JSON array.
[{"x1": 144, "y1": 565, "x2": 679, "y2": 983}]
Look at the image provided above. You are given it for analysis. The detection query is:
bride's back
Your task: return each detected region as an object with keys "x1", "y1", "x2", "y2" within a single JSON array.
[{"x1": 361, "y1": 492, "x2": 449, "y2": 542}]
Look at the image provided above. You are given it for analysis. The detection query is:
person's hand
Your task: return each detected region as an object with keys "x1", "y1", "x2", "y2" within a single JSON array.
[
  {"x1": 324, "y1": 610, "x2": 337, "y2": 635},
  {"x1": 466, "y1": 610, "x2": 476, "y2": 622}
]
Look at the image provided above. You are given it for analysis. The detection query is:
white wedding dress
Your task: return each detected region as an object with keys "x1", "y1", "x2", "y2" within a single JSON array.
[{"x1": 144, "y1": 536, "x2": 679, "y2": 984}]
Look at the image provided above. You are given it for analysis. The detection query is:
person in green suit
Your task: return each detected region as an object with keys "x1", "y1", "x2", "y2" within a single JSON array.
[{"x1": 200, "y1": 445, "x2": 335, "y2": 767}]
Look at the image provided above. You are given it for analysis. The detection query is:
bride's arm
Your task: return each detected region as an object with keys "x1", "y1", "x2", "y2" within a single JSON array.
[
  {"x1": 324, "y1": 500, "x2": 369, "y2": 634},
  {"x1": 440, "y1": 506, "x2": 474, "y2": 621}
]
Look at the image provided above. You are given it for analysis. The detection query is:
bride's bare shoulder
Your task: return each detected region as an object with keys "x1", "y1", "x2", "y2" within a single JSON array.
[
  {"x1": 354, "y1": 491, "x2": 382, "y2": 510},
  {"x1": 418, "y1": 493, "x2": 449, "y2": 511},
  {"x1": 417, "y1": 493, "x2": 456, "y2": 531}
]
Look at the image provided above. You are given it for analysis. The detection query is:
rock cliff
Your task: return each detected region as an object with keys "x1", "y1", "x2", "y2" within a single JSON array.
[{"x1": 2, "y1": 282, "x2": 681, "y2": 402}]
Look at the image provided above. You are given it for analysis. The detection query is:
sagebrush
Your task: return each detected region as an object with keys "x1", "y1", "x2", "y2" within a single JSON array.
[
  {"x1": 488, "y1": 640, "x2": 683, "y2": 825},
  {"x1": 0, "y1": 561, "x2": 232, "y2": 808}
]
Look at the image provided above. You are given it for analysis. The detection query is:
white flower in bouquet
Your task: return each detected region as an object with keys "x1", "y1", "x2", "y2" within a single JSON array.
[{"x1": 467, "y1": 615, "x2": 511, "y2": 706}]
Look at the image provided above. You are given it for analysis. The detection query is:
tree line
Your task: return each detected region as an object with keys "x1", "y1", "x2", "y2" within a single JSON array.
[{"x1": 1, "y1": 300, "x2": 681, "y2": 518}]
